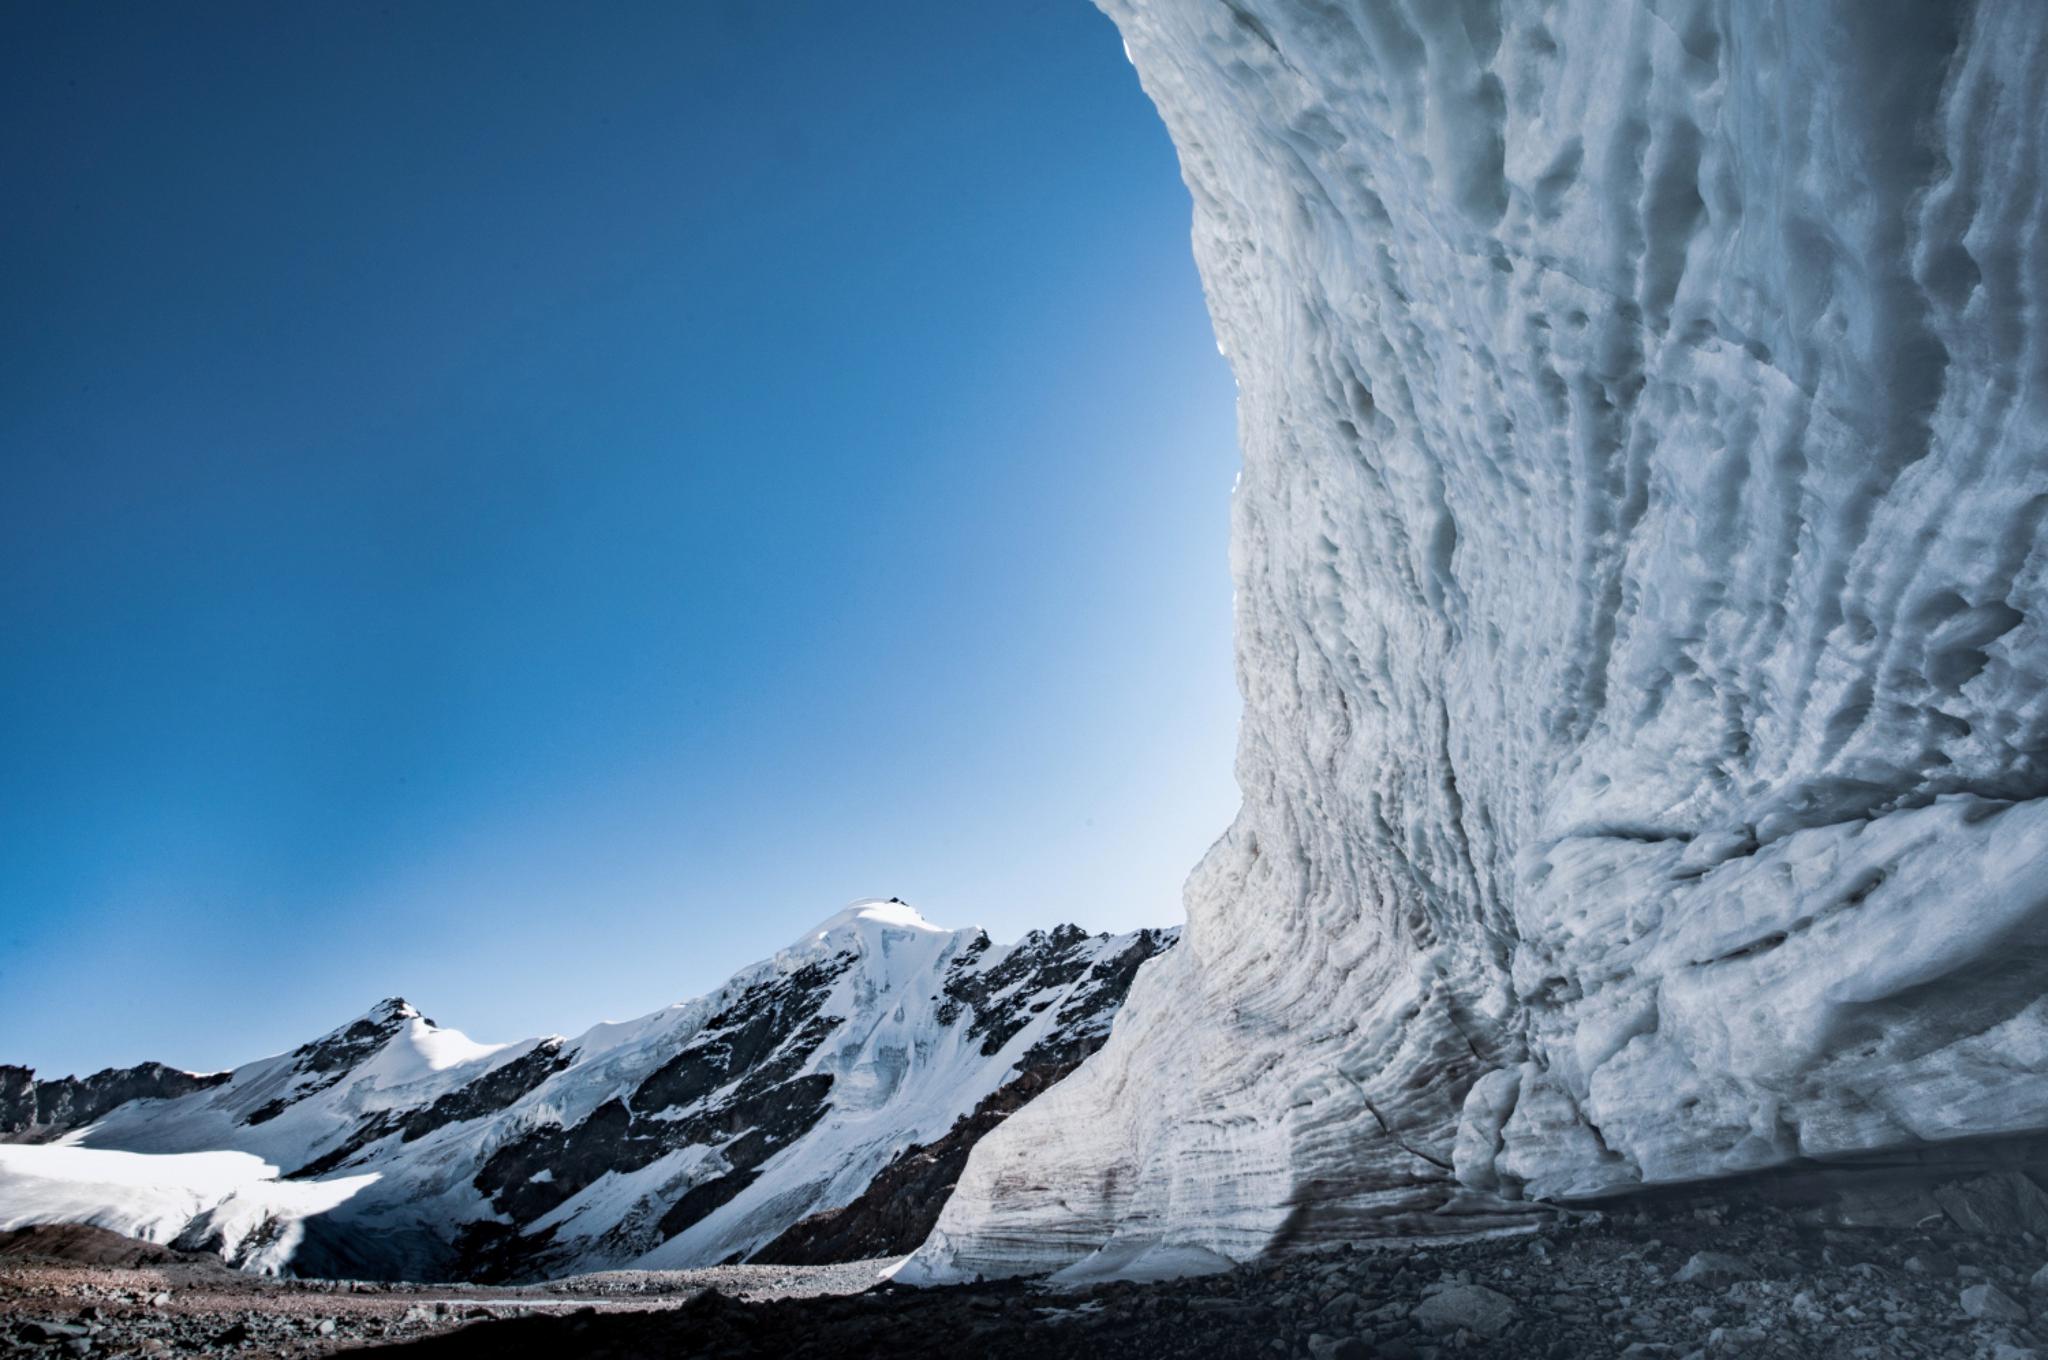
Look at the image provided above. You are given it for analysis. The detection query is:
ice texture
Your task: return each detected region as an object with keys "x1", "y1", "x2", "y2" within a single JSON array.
[{"x1": 911, "y1": 0, "x2": 2048, "y2": 1280}]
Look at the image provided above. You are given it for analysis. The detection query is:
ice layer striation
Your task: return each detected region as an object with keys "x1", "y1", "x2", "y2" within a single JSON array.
[{"x1": 911, "y1": 0, "x2": 2048, "y2": 1280}]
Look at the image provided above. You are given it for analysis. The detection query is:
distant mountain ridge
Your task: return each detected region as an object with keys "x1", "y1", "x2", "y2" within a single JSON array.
[
  {"x1": 1, "y1": 1064, "x2": 229, "y2": 1143},
  {"x1": 0, "y1": 902, "x2": 1175, "y2": 1281}
]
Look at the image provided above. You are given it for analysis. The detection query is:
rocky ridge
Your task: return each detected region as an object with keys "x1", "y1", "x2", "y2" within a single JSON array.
[{"x1": 0, "y1": 1067, "x2": 228, "y2": 1145}]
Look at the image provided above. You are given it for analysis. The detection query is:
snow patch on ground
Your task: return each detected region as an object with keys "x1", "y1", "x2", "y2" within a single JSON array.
[{"x1": 0, "y1": 1145, "x2": 375, "y2": 1275}]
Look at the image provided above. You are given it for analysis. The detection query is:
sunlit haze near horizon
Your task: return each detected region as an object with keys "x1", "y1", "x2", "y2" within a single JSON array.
[{"x1": 1, "y1": 1, "x2": 1241, "y2": 1075}]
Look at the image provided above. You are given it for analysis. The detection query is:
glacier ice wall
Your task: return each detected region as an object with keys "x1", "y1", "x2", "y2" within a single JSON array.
[{"x1": 913, "y1": 0, "x2": 2048, "y2": 1278}]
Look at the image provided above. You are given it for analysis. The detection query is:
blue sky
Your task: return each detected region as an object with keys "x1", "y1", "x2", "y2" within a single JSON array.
[{"x1": 1, "y1": 0, "x2": 1241, "y2": 1075}]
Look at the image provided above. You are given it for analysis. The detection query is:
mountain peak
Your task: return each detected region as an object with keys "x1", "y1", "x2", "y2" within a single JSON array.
[
  {"x1": 327, "y1": 998, "x2": 420, "y2": 1036},
  {"x1": 9, "y1": 910, "x2": 1177, "y2": 1279},
  {"x1": 790, "y1": 898, "x2": 948, "y2": 950}
]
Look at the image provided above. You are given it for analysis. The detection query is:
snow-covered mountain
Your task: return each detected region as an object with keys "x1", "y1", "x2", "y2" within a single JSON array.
[
  {"x1": 0, "y1": 902, "x2": 1173, "y2": 1280},
  {"x1": 910, "y1": 0, "x2": 2048, "y2": 1282}
]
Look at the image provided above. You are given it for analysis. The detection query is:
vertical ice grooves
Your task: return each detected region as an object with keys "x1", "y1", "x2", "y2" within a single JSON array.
[{"x1": 908, "y1": 0, "x2": 2048, "y2": 1282}]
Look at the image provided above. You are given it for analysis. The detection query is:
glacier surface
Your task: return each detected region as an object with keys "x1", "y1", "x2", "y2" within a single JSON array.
[{"x1": 912, "y1": 0, "x2": 2048, "y2": 1281}]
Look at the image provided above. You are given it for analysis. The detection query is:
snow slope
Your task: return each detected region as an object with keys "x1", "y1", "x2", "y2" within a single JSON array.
[
  {"x1": 0, "y1": 1146, "x2": 375, "y2": 1277},
  {"x1": 912, "y1": 0, "x2": 2048, "y2": 1281},
  {"x1": 5, "y1": 903, "x2": 1173, "y2": 1280}
]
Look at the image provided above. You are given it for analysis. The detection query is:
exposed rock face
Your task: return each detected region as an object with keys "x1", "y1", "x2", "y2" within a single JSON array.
[
  {"x1": 912, "y1": 0, "x2": 2048, "y2": 1280},
  {"x1": 750, "y1": 925, "x2": 1178, "y2": 1267},
  {"x1": 0, "y1": 1063, "x2": 229, "y2": 1144},
  {"x1": 1, "y1": 904, "x2": 1174, "y2": 1281},
  {"x1": 750, "y1": 1062, "x2": 1082, "y2": 1266}
]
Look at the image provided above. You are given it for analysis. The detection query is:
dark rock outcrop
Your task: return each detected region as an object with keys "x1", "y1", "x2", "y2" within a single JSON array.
[
  {"x1": 0, "y1": 1062, "x2": 229, "y2": 1143},
  {"x1": 289, "y1": 1038, "x2": 575, "y2": 1180},
  {"x1": 245, "y1": 1000, "x2": 418, "y2": 1126},
  {"x1": 750, "y1": 931, "x2": 1176, "y2": 1268},
  {"x1": 751, "y1": 1061, "x2": 1083, "y2": 1265}
]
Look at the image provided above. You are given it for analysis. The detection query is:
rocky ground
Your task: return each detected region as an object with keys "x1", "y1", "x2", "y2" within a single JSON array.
[
  {"x1": 0, "y1": 1226, "x2": 883, "y2": 1358},
  {"x1": 8, "y1": 1187, "x2": 2048, "y2": 1358}
]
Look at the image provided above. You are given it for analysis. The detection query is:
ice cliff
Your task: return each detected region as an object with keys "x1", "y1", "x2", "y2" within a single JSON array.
[{"x1": 911, "y1": 0, "x2": 2048, "y2": 1280}]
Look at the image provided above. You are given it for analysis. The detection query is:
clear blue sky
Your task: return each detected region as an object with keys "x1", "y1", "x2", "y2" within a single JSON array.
[{"x1": 1, "y1": 0, "x2": 1241, "y2": 1076}]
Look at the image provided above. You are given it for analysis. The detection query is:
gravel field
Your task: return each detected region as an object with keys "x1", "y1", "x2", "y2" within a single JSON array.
[
  {"x1": 8, "y1": 1183, "x2": 2048, "y2": 1359},
  {"x1": 0, "y1": 1226, "x2": 886, "y2": 1357},
  {"x1": 367, "y1": 1201, "x2": 2048, "y2": 1360}
]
